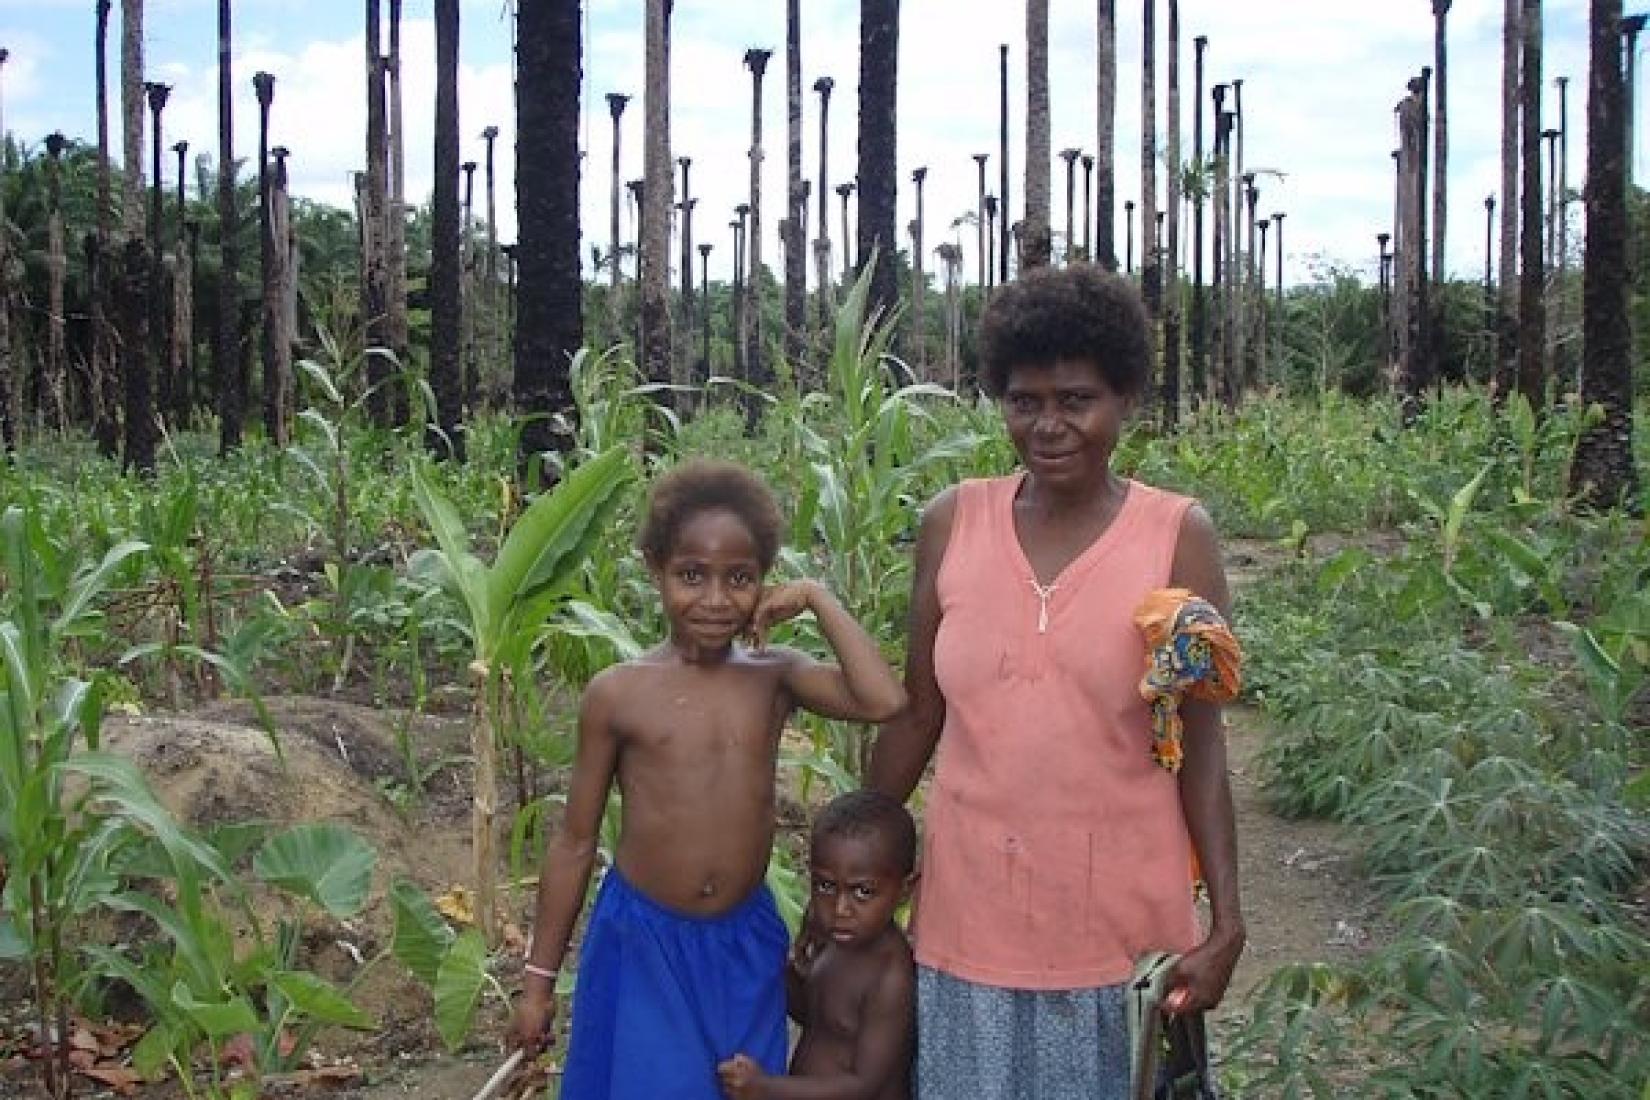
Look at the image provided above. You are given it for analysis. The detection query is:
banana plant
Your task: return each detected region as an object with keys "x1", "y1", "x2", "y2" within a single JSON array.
[{"x1": 409, "y1": 445, "x2": 633, "y2": 945}]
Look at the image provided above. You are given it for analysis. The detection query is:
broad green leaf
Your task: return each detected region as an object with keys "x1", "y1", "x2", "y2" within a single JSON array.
[
  {"x1": 390, "y1": 878, "x2": 456, "y2": 987},
  {"x1": 131, "y1": 1020, "x2": 185, "y2": 1082},
  {"x1": 269, "y1": 970, "x2": 374, "y2": 1029},
  {"x1": 254, "y1": 824, "x2": 377, "y2": 919},
  {"x1": 171, "y1": 980, "x2": 259, "y2": 1039},
  {"x1": 61, "y1": 754, "x2": 236, "y2": 888},
  {"x1": 434, "y1": 929, "x2": 489, "y2": 1052},
  {"x1": 485, "y1": 446, "x2": 633, "y2": 642},
  {"x1": 410, "y1": 466, "x2": 493, "y2": 645}
]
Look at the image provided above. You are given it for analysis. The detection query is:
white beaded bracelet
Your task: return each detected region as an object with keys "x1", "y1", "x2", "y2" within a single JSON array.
[{"x1": 523, "y1": 962, "x2": 556, "y2": 981}]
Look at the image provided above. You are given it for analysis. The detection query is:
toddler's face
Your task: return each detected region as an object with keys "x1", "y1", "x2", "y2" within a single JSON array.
[{"x1": 808, "y1": 833, "x2": 908, "y2": 949}]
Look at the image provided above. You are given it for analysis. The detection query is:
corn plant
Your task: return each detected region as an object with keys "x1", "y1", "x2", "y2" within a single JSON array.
[
  {"x1": 409, "y1": 445, "x2": 633, "y2": 945},
  {"x1": 0, "y1": 505, "x2": 147, "y2": 1099}
]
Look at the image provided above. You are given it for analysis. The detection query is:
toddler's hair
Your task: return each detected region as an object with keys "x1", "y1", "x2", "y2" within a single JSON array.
[
  {"x1": 813, "y1": 790, "x2": 917, "y2": 877},
  {"x1": 637, "y1": 459, "x2": 783, "y2": 571}
]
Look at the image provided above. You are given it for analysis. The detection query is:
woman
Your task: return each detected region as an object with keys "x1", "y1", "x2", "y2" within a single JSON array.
[{"x1": 869, "y1": 265, "x2": 1244, "y2": 1099}]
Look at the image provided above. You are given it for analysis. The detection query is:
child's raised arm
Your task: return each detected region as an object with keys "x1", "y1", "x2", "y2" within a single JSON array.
[
  {"x1": 749, "y1": 580, "x2": 905, "y2": 723},
  {"x1": 507, "y1": 671, "x2": 622, "y2": 1052},
  {"x1": 717, "y1": 961, "x2": 915, "y2": 1100}
]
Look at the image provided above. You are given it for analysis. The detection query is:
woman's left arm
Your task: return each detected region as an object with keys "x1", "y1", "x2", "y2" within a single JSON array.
[{"x1": 1168, "y1": 503, "x2": 1246, "y2": 1013}]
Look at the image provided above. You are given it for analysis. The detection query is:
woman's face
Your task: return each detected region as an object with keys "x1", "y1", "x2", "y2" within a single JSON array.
[{"x1": 1000, "y1": 358, "x2": 1131, "y2": 491}]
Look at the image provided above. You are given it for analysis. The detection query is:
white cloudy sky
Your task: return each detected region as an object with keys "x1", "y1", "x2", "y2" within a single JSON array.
[{"x1": 0, "y1": 0, "x2": 1598, "y2": 285}]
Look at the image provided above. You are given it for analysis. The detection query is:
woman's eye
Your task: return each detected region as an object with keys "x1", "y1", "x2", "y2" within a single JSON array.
[{"x1": 1060, "y1": 393, "x2": 1092, "y2": 411}]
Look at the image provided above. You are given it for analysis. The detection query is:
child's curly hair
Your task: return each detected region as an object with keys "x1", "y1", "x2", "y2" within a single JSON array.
[
  {"x1": 977, "y1": 263, "x2": 1151, "y2": 399},
  {"x1": 637, "y1": 459, "x2": 784, "y2": 571},
  {"x1": 813, "y1": 790, "x2": 918, "y2": 877}
]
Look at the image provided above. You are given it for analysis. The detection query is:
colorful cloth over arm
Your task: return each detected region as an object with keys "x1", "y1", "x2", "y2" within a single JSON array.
[{"x1": 1134, "y1": 588, "x2": 1243, "y2": 773}]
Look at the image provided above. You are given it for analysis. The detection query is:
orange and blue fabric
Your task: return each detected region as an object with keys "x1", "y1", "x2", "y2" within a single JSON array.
[{"x1": 1134, "y1": 587, "x2": 1243, "y2": 773}]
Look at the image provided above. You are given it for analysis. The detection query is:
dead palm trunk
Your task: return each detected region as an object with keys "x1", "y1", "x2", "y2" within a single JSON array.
[
  {"x1": 513, "y1": 0, "x2": 584, "y2": 469},
  {"x1": 1060, "y1": 149, "x2": 1080, "y2": 264},
  {"x1": 1081, "y1": 154, "x2": 1095, "y2": 260},
  {"x1": 44, "y1": 133, "x2": 69, "y2": 432},
  {"x1": 1242, "y1": 176, "x2": 1259, "y2": 394},
  {"x1": 698, "y1": 242, "x2": 713, "y2": 374},
  {"x1": 461, "y1": 160, "x2": 476, "y2": 405},
  {"x1": 145, "y1": 84, "x2": 172, "y2": 436},
  {"x1": 984, "y1": 194, "x2": 999, "y2": 289},
  {"x1": 1229, "y1": 80, "x2": 1245, "y2": 396},
  {"x1": 732, "y1": 205, "x2": 749, "y2": 380},
  {"x1": 859, "y1": 0, "x2": 901, "y2": 326},
  {"x1": 255, "y1": 72, "x2": 287, "y2": 445},
  {"x1": 431, "y1": 0, "x2": 464, "y2": 463},
  {"x1": 999, "y1": 43, "x2": 1011, "y2": 284},
  {"x1": 1496, "y1": 0, "x2": 1522, "y2": 397},
  {"x1": 91, "y1": 8, "x2": 119, "y2": 454},
  {"x1": 1096, "y1": 0, "x2": 1118, "y2": 269},
  {"x1": 362, "y1": 0, "x2": 392, "y2": 425},
  {"x1": 0, "y1": 49, "x2": 12, "y2": 452},
  {"x1": 1125, "y1": 199, "x2": 1136, "y2": 273},
  {"x1": 813, "y1": 77, "x2": 835, "y2": 336},
  {"x1": 679, "y1": 157, "x2": 695, "y2": 387},
  {"x1": 1162, "y1": 0, "x2": 1182, "y2": 427},
  {"x1": 784, "y1": 0, "x2": 807, "y2": 371},
  {"x1": 1517, "y1": 0, "x2": 1545, "y2": 408},
  {"x1": 606, "y1": 93, "x2": 629, "y2": 342},
  {"x1": 1212, "y1": 95, "x2": 1233, "y2": 405},
  {"x1": 837, "y1": 183, "x2": 854, "y2": 281},
  {"x1": 1191, "y1": 35, "x2": 1207, "y2": 402},
  {"x1": 387, "y1": 0, "x2": 410, "y2": 424},
  {"x1": 1256, "y1": 216, "x2": 1268, "y2": 385},
  {"x1": 1544, "y1": 125, "x2": 1561, "y2": 384},
  {"x1": 973, "y1": 154, "x2": 990, "y2": 291},
  {"x1": 911, "y1": 166, "x2": 927, "y2": 374},
  {"x1": 1024, "y1": 0, "x2": 1052, "y2": 269},
  {"x1": 216, "y1": 0, "x2": 243, "y2": 453},
  {"x1": 1272, "y1": 209, "x2": 1285, "y2": 378},
  {"x1": 938, "y1": 242, "x2": 962, "y2": 386},
  {"x1": 1140, "y1": 0, "x2": 1160, "y2": 338},
  {"x1": 1433, "y1": 1, "x2": 1452, "y2": 384},
  {"x1": 639, "y1": 0, "x2": 675, "y2": 391},
  {"x1": 1555, "y1": 74, "x2": 1572, "y2": 388},
  {"x1": 1397, "y1": 77, "x2": 1431, "y2": 416},
  {"x1": 482, "y1": 123, "x2": 500, "y2": 386},
  {"x1": 1571, "y1": 0, "x2": 1638, "y2": 506},
  {"x1": 174, "y1": 141, "x2": 194, "y2": 427},
  {"x1": 744, "y1": 49, "x2": 772, "y2": 394},
  {"x1": 121, "y1": 239, "x2": 154, "y2": 472},
  {"x1": 121, "y1": 0, "x2": 145, "y2": 239}
]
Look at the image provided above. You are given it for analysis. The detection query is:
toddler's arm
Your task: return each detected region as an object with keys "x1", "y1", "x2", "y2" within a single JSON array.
[{"x1": 716, "y1": 961, "x2": 915, "y2": 1100}]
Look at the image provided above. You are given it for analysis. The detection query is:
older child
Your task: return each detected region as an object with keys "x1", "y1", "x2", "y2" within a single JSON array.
[
  {"x1": 717, "y1": 790, "x2": 917, "y2": 1100},
  {"x1": 509, "y1": 460, "x2": 906, "y2": 1100}
]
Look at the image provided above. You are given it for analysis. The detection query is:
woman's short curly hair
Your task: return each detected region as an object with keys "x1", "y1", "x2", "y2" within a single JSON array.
[
  {"x1": 977, "y1": 263, "x2": 1152, "y2": 399},
  {"x1": 637, "y1": 459, "x2": 783, "y2": 571}
]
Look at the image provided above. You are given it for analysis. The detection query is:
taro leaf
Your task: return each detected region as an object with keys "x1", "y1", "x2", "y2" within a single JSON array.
[
  {"x1": 434, "y1": 929, "x2": 489, "y2": 1052},
  {"x1": 130, "y1": 1020, "x2": 186, "y2": 1082},
  {"x1": 0, "y1": 911, "x2": 26, "y2": 958},
  {"x1": 171, "y1": 980, "x2": 259, "y2": 1039},
  {"x1": 253, "y1": 823, "x2": 377, "y2": 919},
  {"x1": 269, "y1": 970, "x2": 374, "y2": 1029},
  {"x1": 390, "y1": 878, "x2": 456, "y2": 988}
]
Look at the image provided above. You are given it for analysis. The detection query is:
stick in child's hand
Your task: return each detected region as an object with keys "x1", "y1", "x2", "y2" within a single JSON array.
[{"x1": 471, "y1": 1049, "x2": 526, "y2": 1100}]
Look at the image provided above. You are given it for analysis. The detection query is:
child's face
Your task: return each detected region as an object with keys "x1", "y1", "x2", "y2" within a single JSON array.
[
  {"x1": 651, "y1": 507, "x2": 765, "y2": 652},
  {"x1": 808, "y1": 833, "x2": 910, "y2": 949}
]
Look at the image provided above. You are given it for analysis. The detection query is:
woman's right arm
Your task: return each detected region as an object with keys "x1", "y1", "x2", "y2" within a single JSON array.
[{"x1": 867, "y1": 487, "x2": 957, "y2": 803}]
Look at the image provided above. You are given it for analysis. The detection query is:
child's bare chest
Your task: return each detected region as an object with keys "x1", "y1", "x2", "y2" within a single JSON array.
[
  {"x1": 614, "y1": 665, "x2": 785, "y2": 755},
  {"x1": 805, "y1": 952, "x2": 881, "y2": 1042}
]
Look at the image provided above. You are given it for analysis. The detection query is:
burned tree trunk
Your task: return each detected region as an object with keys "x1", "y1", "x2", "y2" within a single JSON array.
[
  {"x1": 639, "y1": 0, "x2": 675, "y2": 392},
  {"x1": 217, "y1": 0, "x2": 244, "y2": 453},
  {"x1": 1024, "y1": 0, "x2": 1052, "y2": 269},
  {"x1": 120, "y1": 239, "x2": 154, "y2": 473},
  {"x1": 1517, "y1": 0, "x2": 1545, "y2": 409},
  {"x1": 784, "y1": 0, "x2": 807, "y2": 370},
  {"x1": 362, "y1": 0, "x2": 393, "y2": 425},
  {"x1": 1096, "y1": 0, "x2": 1118, "y2": 270},
  {"x1": 1162, "y1": 0, "x2": 1182, "y2": 428},
  {"x1": 45, "y1": 133, "x2": 69, "y2": 431},
  {"x1": 1496, "y1": 0, "x2": 1522, "y2": 397}
]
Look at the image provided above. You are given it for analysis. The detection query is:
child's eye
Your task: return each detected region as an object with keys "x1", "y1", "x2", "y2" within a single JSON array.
[
  {"x1": 730, "y1": 571, "x2": 753, "y2": 588},
  {"x1": 812, "y1": 880, "x2": 836, "y2": 896},
  {"x1": 853, "y1": 884, "x2": 876, "y2": 902},
  {"x1": 678, "y1": 567, "x2": 702, "y2": 583}
]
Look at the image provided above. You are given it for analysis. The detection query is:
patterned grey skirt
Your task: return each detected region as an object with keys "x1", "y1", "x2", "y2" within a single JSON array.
[{"x1": 916, "y1": 965, "x2": 1132, "y2": 1100}]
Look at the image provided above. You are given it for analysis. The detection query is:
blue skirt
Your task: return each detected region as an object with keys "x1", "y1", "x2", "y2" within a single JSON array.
[
  {"x1": 559, "y1": 868, "x2": 789, "y2": 1100},
  {"x1": 915, "y1": 966, "x2": 1131, "y2": 1100}
]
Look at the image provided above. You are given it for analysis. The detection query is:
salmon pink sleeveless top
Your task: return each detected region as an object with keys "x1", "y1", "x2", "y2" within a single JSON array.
[{"x1": 911, "y1": 473, "x2": 1200, "y2": 990}]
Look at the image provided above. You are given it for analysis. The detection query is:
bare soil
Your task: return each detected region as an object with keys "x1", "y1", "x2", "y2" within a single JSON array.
[{"x1": 3, "y1": 540, "x2": 1397, "y2": 1099}]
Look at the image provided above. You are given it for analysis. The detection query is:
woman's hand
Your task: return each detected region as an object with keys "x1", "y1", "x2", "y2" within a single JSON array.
[{"x1": 1164, "y1": 925, "x2": 1244, "y2": 1014}]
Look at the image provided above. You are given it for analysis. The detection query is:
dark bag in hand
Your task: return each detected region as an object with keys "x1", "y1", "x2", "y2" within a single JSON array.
[{"x1": 1129, "y1": 952, "x2": 1222, "y2": 1100}]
